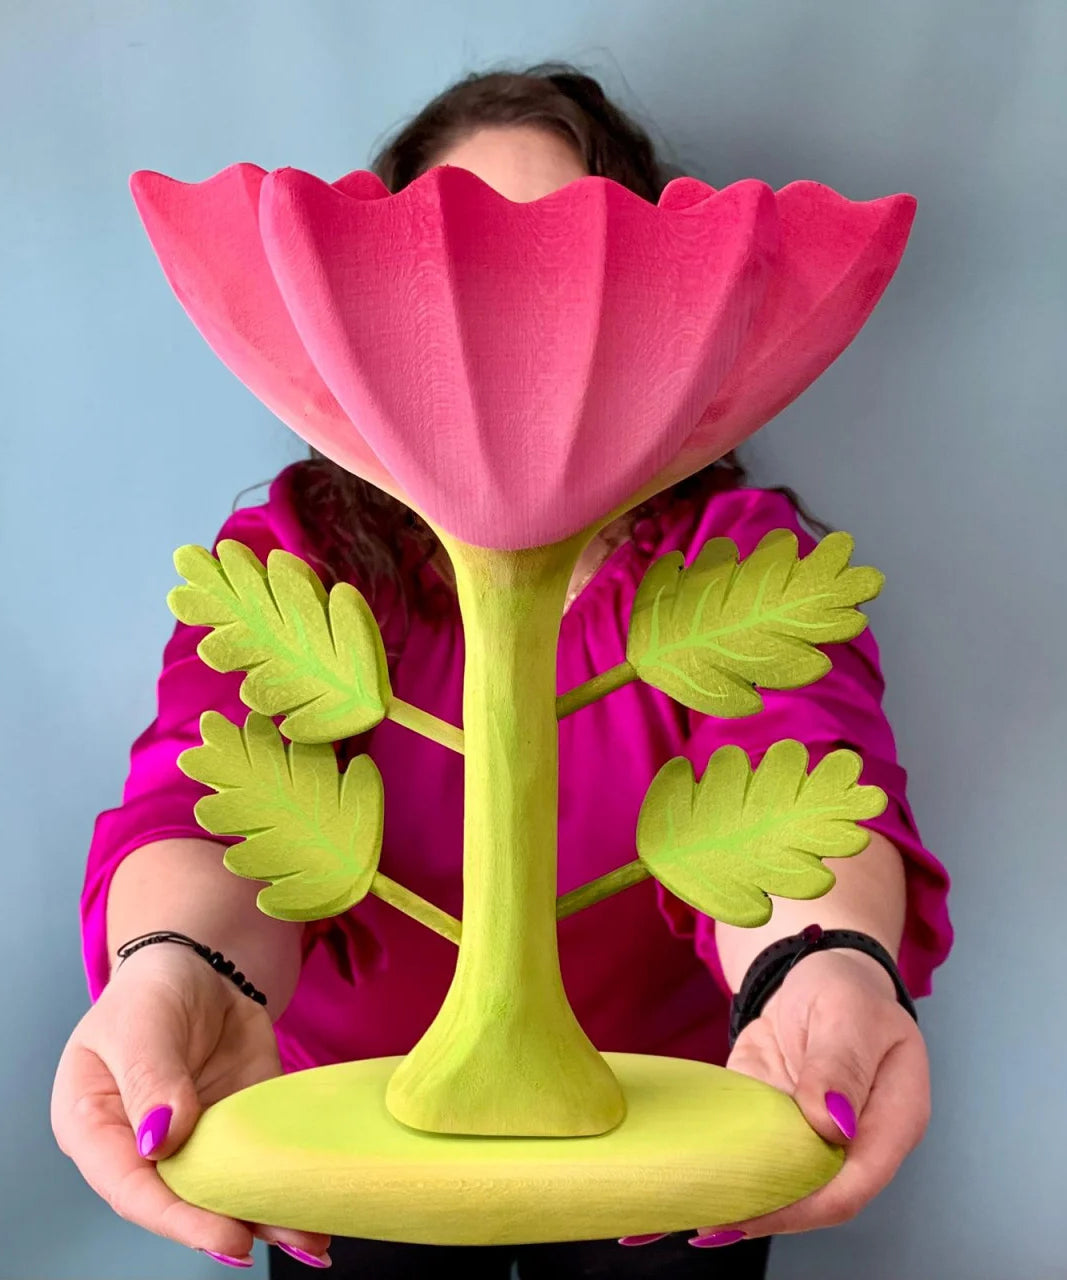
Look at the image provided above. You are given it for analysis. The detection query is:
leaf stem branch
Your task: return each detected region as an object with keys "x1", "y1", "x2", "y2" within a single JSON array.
[
  {"x1": 387, "y1": 699, "x2": 464, "y2": 754},
  {"x1": 556, "y1": 661, "x2": 637, "y2": 720},
  {"x1": 556, "y1": 859, "x2": 651, "y2": 920},
  {"x1": 371, "y1": 872, "x2": 461, "y2": 944}
]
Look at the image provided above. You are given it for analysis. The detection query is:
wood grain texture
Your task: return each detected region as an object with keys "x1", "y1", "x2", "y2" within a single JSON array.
[
  {"x1": 168, "y1": 541, "x2": 391, "y2": 744},
  {"x1": 385, "y1": 531, "x2": 625, "y2": 1136},
  {"x1": 627, "y1": 530, "x2": 884, "y2": 717},
  {"x1": 636, "y1": 740, "x2": 887, "y2": 927},
  {"x1": 158, "y1": 1054, "x2": 843, "y2": 1243},
  {"x1": 181, "y1": 711, "x2": 384, "y2": 922}
]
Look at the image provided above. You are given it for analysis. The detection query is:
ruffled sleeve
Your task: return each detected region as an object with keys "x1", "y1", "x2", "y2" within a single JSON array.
[
  {"x1": 653, "y1": 488, "x2": 953, "y2": 1000},
  {"x1": 79, "y1": 466, "x2": 361, "y2": 999}
]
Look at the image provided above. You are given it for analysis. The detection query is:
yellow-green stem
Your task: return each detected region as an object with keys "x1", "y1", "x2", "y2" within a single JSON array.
[
  {"x1": 556, "y1": 860, "x2": 651, "y2": 921},
  {"x1": 556, "y1": 661, "x2": 637, "y2": 720},
  {"x1": 370, "y1": 872, "x2": 461, "y2": 945},
  {"x1": 385, "y1": 532, "x2": 626, "y2": 1137},
  {"x1": 387, "y1": 698, "x2": 464, "y2": 754}
]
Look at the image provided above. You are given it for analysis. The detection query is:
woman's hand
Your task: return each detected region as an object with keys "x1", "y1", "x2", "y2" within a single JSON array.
[
  {"x1": 622, "y1": 947, "x2": 929, "y2": 1250},
  {"x1": 52, "y1": 943, "x2": 332, "y2": 1270}
]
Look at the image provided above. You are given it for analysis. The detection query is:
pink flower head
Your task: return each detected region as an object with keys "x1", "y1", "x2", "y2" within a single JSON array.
[{"x1": 131, "y1": 163, "x2": 915, "y2": 549}]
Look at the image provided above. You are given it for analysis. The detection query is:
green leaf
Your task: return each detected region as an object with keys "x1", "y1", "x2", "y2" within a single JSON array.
[
  {"x1": 168, "y1": 540, "x2": 390, "y2": 743},
  {"x1": 180, "y1": 711, "x2": 384, "y2": 922},
  {"x1": 627, "y1": 530, "x2": 884, "y2": 717},
  {"x1": 636, "y1": 740, "x2": 887, "y2": 927}
]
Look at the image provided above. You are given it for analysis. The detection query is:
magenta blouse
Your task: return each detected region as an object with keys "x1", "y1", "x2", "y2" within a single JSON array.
[{"x1": 81, "y1": 468, "x2": 952, "y2": 1072}]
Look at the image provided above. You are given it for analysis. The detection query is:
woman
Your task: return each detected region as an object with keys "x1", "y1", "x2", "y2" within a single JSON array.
[{"x1": 51, "y1": 63, "x2": 952, "y2": 1279}]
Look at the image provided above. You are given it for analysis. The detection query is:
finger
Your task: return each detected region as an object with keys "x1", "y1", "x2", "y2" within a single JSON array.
[
  {"x1": 55, "y1": 1041, "x2": 332, "y2": 1264},
  {"x1": 726, "y1": 1022, "x2": 796, "y2": 1096},
  {"x1": 788, "y1": 1001, "x2": 912, "y2": 1146},
  {"x1": 83, "y1": 989, "x2": 204, "y2": 1160},
  {"x1": 617, "y1": 1028, "x2": 797, "y2": 1249},
  {"x1": 254, "y1": 1226, "x2": 333, "y2": 1269},
  {"x1": 52, "y1": 1041, "x2": 255, "y2": 1260},
  {"x1": 698, "y1": 1029, "x2": 930, "y2": 1239}
]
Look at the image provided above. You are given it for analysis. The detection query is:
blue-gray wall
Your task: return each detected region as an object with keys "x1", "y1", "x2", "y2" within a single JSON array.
[{"x1": 2, "y1": 2, "x2": 1062, "y2": 1276}]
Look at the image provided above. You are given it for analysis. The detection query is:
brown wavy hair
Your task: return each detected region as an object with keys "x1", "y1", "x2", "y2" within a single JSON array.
[{"x1": 283, "y1": 61, "x2": 827, "y2": 642}]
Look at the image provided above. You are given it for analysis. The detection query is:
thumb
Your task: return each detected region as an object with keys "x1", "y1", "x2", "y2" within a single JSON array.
[
  {"x1": 106, "y1": 993, "x2": 204, "y2": 1162},
  {"x1": 792, "y1": 1029, "x2": 878, "y2": 1147}
]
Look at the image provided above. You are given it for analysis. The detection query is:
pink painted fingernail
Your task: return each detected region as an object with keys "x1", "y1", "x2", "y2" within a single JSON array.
[
  {"x1": 201, "y1": 1252, "x2": 254, "y2": 1269},
  {"x1": 278, "y1": 1243, "x2": 332, "y2": 1268},
  {"x1": 619, "y1": 1233, "x2": 670, "y2": 1246},
  {"x1": 135, "y1": 1105, "x2": 172, "y2": 1158},
  {"x1": 689, "y1": 1229, "x2": 747, "y2": 1248},
  {"x1": 826, "y1": 1090, "x2": 858, "y2": 1140}
]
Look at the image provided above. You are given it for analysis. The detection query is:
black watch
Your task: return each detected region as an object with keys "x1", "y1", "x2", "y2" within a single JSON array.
[{"x1": 728, "y1": 924, "x2": 918, "y2": 1049}]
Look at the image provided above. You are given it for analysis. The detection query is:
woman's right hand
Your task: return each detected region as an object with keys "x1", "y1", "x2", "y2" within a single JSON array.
[{"x1": 51, "y1": 942, "x2": 332, "y2": 1269}]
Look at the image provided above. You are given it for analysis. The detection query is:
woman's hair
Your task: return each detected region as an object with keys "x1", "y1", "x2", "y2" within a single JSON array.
[{"x1": 284, "y1": 61, "x2": 827, "y2": 637}]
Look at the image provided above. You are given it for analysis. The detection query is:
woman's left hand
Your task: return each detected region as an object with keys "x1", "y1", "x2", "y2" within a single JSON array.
[{"x1": 621, "y1": 947, "x2": 930, "y2": 1250}]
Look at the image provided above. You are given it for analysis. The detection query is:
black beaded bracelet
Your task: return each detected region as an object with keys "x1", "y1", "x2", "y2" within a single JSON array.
[
  {"x1": 116, "y1": 931, "x2": 268, "y2": 1007},
  {"x1": 728, "y1": 924, "x2": 917, "y2": 1049}
]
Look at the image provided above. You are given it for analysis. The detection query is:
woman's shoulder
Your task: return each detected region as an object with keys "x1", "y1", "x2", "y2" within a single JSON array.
[
  {"x1": 653, "y1": 484, "x2": 817, "y2": 561},
  {"x1": 210, "y1": 461, "x2": 313, "y2": 560}
]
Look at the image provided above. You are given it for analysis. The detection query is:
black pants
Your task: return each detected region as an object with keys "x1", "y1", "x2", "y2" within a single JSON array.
[{"x1": 270, "y1": 1233, "x2": 770, "y2": 1279}]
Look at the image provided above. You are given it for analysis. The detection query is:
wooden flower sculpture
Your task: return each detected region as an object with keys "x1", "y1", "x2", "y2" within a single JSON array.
[{"x1": 130, "y1": 162, "x2": 914, "y2": 1241}]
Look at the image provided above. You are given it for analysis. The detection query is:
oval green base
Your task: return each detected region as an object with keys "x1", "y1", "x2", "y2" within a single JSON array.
[{"x1": 159, "y1": 1053, "x2": 841, "y2": 1244}]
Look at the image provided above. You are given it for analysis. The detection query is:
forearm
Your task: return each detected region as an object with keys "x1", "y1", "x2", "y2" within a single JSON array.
[
  {"x1": 105, "y1": 837, "x2": 304, "y2": 1015},
  {"x1": 716, "y1": 830, "x2": 907, "y2": 994}
]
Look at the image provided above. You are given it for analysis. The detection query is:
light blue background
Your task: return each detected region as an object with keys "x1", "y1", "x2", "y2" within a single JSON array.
[{"x1": 2, "y1": 2, "x2": 1063, "y2": 1276}]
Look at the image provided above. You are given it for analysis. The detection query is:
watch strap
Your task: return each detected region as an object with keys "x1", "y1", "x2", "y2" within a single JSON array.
[{"x1": 728, "y1": 924, "x2": 918, "y2": 1049}]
